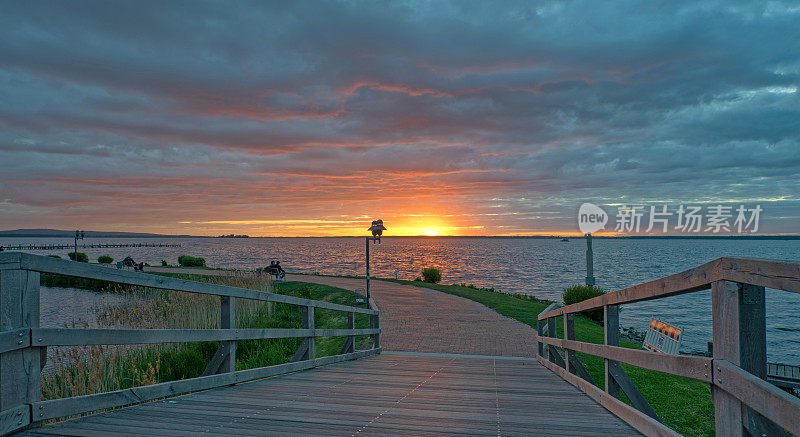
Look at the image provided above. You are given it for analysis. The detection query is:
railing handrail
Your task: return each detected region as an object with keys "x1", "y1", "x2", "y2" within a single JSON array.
[
  {"x1": 0, "y1": 252, "x2": 376, "y2": 315},
  {"x1": 536, "y1": 256, "x2": 800, "y2": 436},
  {"x1": 539, "y1": 257, "x2": 800, "y2": 320},
  {"x1": 0, "y1": 252, "x2": 381, "y2": 435}
]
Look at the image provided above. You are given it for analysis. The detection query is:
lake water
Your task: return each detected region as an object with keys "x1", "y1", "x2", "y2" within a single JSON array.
[
  {"x1": 38, "y1": 286, "x2": 124, "y2": 372},
  {"x1": 4, "y1": 236, "x2": 799, "y2": 364}
]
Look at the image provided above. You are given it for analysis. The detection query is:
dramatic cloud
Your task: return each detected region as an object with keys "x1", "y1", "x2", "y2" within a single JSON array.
[{"x1": 1, "y1": 0, "x2": 798, "y2": 235}]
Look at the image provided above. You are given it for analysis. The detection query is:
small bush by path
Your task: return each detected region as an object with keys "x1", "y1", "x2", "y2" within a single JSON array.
[
  {"x1": 422, "y1": 267, "x2": 441, "y2": 283},
  {"x1": 178, "y1": 255, "x2": 206, "y2": 267}
]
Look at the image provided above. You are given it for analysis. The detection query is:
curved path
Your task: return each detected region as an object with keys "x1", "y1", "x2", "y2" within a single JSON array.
[
  {"x1": 149, "y1": 268, "x2": 539, "y2": 357},
  {"x1": 287, "y1": 274, "x2": 539, "y2": 357}
]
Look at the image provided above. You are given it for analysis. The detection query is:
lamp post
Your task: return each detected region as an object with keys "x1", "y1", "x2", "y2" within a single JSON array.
[
  {"x1": 74, "y1": 230, "x2": 85, "y2": 261},
  {"x1": 365, "y1": 220, "x2": 387, "y2": 303},
  {"x1": 585, "y1": 233, "x2": 595, "y2": 286}
]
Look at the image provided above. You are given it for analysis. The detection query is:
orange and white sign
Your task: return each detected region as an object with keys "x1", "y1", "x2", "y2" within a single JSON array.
[{"x1": 642, "y1": 318, "x2": 681, "y2": 355}]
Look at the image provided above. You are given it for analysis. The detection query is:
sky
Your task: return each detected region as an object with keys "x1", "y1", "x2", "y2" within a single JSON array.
[{"x1": 1, "y1": 1, "x2": 799, "y2": 236}]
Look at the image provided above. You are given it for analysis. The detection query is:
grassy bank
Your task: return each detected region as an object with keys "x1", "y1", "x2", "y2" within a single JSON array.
[
  {"x1": 43, "y1": 273, "x2": 370, "y2": 403},
  {"x1": 383, "y1": 278, "x2": 715, "y2": 436}
]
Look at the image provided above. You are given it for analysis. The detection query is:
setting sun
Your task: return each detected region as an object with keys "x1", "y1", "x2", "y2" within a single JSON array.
[{"x1": 422, "y1": 229, "x2": 440, "y2": 236}]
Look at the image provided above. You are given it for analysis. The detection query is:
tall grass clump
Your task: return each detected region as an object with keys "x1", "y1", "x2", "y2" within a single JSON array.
[
  {"x1": 562, "y1": 285, "x2": 605, "y2": 322},
  {"x1": 422, "y1": 267, "x2": 441, "y2": 283},
  {"x1": 178, "y1": 255, "x2": 206, "y2": 267},
  {"x1": 98, "y1": 255, "x2": 113, "y2": 264}
]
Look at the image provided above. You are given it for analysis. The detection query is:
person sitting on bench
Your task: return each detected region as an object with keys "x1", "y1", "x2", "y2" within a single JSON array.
[
  {"x1": 265, "y1": 261, "x2": 285, "y2": 281},
  {"x1": 275, "y1": 261, "x2": 285, "y2": 280},
  {"x1": 122, "y1": 256, "x2": 145, "y2": 272}
]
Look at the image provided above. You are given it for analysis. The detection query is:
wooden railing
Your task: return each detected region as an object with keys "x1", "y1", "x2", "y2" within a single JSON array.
[
  {"x1": 537, "y1": 257, "x2": 800, "y2": 436},
  {"x1": 0, "y1": 252, "x2": 380, "y2": 435}
]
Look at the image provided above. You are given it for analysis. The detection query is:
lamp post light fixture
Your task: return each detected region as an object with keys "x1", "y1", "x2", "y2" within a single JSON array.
[
  {"x1": 365, "y1": 220, "x2": 387, "y2": 303},
  {"x1": 74, "y1": 230, "x2": 85, "y2": 261}
]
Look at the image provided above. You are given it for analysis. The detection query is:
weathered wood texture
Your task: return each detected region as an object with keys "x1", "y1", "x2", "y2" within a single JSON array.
[
  {"x1": 537, "y1": 336, "x2": 712, "y2": 382},
  {"x1": 17, "y1": 354, "x2": 641, "y2": 437},
  {"x1": 369, "y1": 298, "x2": 380, "y2": 350},
  {"x1": 714, "y1": 359, "x2": 800, "y2": 435},
  {"x1": 539, "y1": 257, "x2": 800, "y2": 320},
  {"x1": 538, "y1": 356, "x2": 677, "y2": 437},
  {"x1": 0, "y1": 270, "x2": 41, "y2": 413},
  {"x1": 547, "y1": 316, "x2": 557, "y2": 364},
  {"x1": 604, "y1": 305, "x2": 621, "y2": 399},
  {"x1": 767, "y1": 362, "x2": 800, "y2": 388},
  {"x1": 0, "y1": 404, "x2": 29, "y2": 436},
  {"x1": 535, "y1": 258, "x2": 800, "y2": 437},
  {"x1": 29, "y1": 328, "x2": 378, "y2": 346},
  {"x1": 219, "y1": 296, "x2": 236, "y2": 373},
  {"x1": 0, "y1": 329, "x2": 29, "y2": 355},
  {"x1": 711, "y1": 281, "x2": 783, "y2": 436}
]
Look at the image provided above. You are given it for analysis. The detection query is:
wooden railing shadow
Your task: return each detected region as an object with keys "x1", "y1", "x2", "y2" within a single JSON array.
[
  {"x1": 0, "y1": 252, "x2": 380, "y2": 435},
  {"x1": 537, "y1": 257, "x2": 800, "y2": 436}
]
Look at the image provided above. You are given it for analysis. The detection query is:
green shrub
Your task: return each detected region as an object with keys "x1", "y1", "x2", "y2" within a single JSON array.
[
  {"x1": 67, "y1": 252, "x2": 89, "y2": 263},
  {"x1": 98, "y1": 255, "x2": 113, "y2": 264},
  {"x1": 422, "y1": 267, "x2": 441, "y2": 284},
  {"x1": 562, "y1": 285, "x2": 605, "y2": 322},
  {"x1": 178, "y1": 255, "x2": 206, "y2": 267},
  {"x1": 161, "y1": 260, "x2": 168, "y2": 267},
  {"x1": 48, "y1": 255, "x2": 61, "y2": 258}
]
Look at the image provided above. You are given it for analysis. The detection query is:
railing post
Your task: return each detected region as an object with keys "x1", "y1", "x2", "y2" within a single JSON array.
[
  {"x1": 301, "y1": 305, "x2": 315, "y2": 360},
  {"x1": 564, "y1": 313, "x2": 574, "y2": 374},
  {"x1": 547, "y1": 316, "x2": 556, "y2": 364},
  {"x1": 537, "y1": 319, "x2": 545, "y2": 357},
  {"x1": 346, "y1": 312, "x2": 355, "y2": 353},
  {"x1": 712, "y1": 280, "x2": 780, "y2": 436},
  {"x1": 0, "y1": 268, "x2": 41, "y2": 428},
  {"x1": 220, "y1": 296, "x2": 236, "y2": 373},
  {"x1": 370, "y1": 311, "x2": 380, "y2": 350},
  {"x1": 604, "y1": 304, "x2": 621, "y2": 398}
]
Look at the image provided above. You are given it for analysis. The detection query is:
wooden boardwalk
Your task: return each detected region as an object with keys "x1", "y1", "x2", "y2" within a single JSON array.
[
  {"x1": 10, "y1": 256, "x2": 799, "y2": 435},
  {"x1": 17, "y1": 353, "x2": 639, "y2": 436}
]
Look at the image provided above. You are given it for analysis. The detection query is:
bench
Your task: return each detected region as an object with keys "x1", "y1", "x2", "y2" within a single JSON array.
[{"x1": 256, "y1": 265, "x2": 284, "y2": 280}]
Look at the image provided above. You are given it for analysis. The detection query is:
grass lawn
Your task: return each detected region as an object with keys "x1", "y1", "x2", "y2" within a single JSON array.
[
  {"x1": 149, "y1": 273, "x2": 374, "y2": 373},
  {"x1": 380, "y1": 278, "x2": 715, "y2": 437}
]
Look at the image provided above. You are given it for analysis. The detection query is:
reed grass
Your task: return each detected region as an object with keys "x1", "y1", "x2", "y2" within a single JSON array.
[{"x1": 41, "y1": 273, "x2": 369, "y2": 405}]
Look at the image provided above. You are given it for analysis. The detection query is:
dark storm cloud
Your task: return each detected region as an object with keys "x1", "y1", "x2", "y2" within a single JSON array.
[{"x1": 0, "y1": 0, "x2": 798, "y2": 234}]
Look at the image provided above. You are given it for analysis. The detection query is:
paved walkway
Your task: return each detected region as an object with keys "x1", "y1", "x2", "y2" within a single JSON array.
[{"x1": 148, "y1": 268, "x2": 539, "y2": 357}]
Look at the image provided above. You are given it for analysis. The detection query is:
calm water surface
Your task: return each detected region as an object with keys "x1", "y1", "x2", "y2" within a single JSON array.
[{"x1": 4, "y1": 236, "x2": 799, "y2": 364}]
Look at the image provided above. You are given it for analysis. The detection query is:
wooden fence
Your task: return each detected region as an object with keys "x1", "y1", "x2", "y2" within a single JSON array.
[
  {"x1": 537, "y1": 257, "x2": 800, "y2": 436},
  {"x1": 1, "y1": 243, "x2": 180, "y2": 251},
  {"x1": 0, "y1": 252, "x2": 380, "y2": 435}
]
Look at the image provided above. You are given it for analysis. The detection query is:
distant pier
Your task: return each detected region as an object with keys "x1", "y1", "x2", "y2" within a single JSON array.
[{"x1": 1, "y1": 242, "x2": 180, "y2": 250}]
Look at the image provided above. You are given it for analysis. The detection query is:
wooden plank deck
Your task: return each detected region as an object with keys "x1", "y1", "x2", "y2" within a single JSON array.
[
  {"x1": 767, "y1": 362, "x2": 800, "y2": 388},
  {"x1": 17, "y1": 353, "x2": 639, "y2": 436}
]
